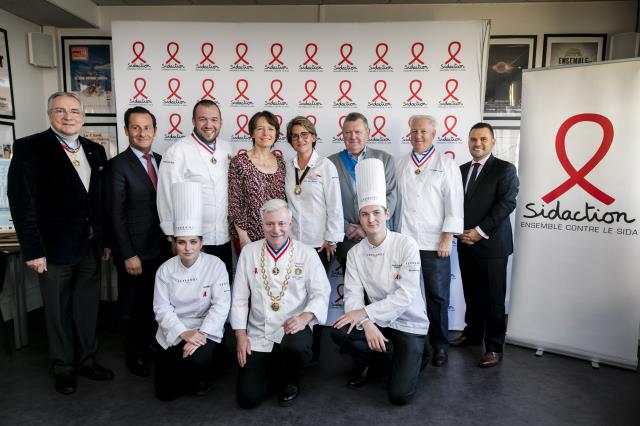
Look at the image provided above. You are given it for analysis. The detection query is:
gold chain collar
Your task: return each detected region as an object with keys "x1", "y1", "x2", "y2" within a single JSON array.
[{"x1": 259, "y1": 240, "x2": 294, "y2": 311}]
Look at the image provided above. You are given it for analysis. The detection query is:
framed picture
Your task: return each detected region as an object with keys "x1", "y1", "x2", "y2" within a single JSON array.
[
  {"x1": 484, "y1": 35, "x2": 537, "y2": 120},
  {"x1": 542, "y1": 34, "x2": 607, "y2": 67},
  {"x1": 80, "y1": 123, "x2": 118, "y2": 159},
  {"x1": 0, "y1": 120, "x2": 15, "y2": 158},
  {"x1": 62, "y1": 36, "x2": 115, "y2": 116},
  {"x1": 0, "y1": 120, "x2": 15, "y2": 231},
  {"x1": 493, "y1": 126, "x2": 521, "y2": 170},
  {"x1": 0, "y1": 28, "x2": 16, "y2": 119}
]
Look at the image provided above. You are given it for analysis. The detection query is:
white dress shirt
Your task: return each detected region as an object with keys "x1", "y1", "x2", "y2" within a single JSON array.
[
  {"x1": 396, "y1": 149, "x2": 464, "y2": 250},
  {"x1": 130, "y1": 145, "x2": 159, "y2": 174},
  {"x1": 53, "y1": 129, "x2": 90, "y2": 191},
  {"x1": 465, "y1": 154, "x2": 491, "y2": 239},
  {"x1": 345, "y1": 231, "x2": 429, "y2": 335},
  {"x1": 153, "y1": 253, "x2": 231, "y2": 349},
  {"x1": 285, "y1": 150, "x2": 345, "y2": 247},
  {"x1": 157, "y1": 133, "x2": 232, "y2": 245},
  {"x1": 230, "y1": 239, "x2": 331, "y2": 352}
]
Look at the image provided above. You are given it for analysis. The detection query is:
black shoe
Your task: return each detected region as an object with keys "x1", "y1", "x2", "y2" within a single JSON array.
[
  {"x1": 127, "y1": 358, "x2": 150, "y2": 377},
  {"x1": 433, "y1": 349, "x2": 448, "y2": 367},
  {"x1": 76, "y1": 361, "x2": 115, "y2": 381},
  {"x1": 278, "y1": 383, "x2": 299, "y2": 407},
  {"x1": 449, "y1": 335, "x2": 481, "y2": 347},
  {"x1": 420, "y1": 351, "x2": 431, "y2": 372},
  {"x1": 347, "y1": 365, "x2": 370, "y2": 389},
  {"x1": 193, "y1": 379, "x2": 213, "y2": 397},
  {"x1": 54, "y1": 371, "x2": 76, "y2": 395}
]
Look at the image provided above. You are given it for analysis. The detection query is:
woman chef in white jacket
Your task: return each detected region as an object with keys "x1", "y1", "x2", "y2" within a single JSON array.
[{"x1": 153, "y1": 182, "x2": 231, "y2": 401}]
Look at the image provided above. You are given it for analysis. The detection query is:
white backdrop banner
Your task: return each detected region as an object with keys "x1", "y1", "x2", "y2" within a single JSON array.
[
  {"x1": 508, "y1": 59, "x2": 640, "y2": 369},
  {"x1": 111, "y1": 20, "x2": 489, "y2": 330}
]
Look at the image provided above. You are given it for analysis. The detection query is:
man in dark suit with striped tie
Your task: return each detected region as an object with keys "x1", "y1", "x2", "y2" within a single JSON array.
[
  {"x1": 451, "y1": 122, "x2": 519, "y2": 368},
  {"x1": 106, "y1": 107, "x2": 171, "y2": 377}
]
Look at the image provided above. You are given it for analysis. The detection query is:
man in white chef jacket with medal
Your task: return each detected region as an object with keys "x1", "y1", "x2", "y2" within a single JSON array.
[
  {"x1": 231, "y1": 199, "x2": 331, "y2": 408},
  {"x1": 331, "y1": 158, "x2": 429, "y2": 406}
]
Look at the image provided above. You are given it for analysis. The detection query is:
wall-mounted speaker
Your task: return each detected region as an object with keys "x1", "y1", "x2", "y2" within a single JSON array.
[
  {"x1": 607, "y1": 32, "x2": 640, "y2": 60},
  {"x1": 27, "y1": 32, "x2": 57, "y2": 68}
]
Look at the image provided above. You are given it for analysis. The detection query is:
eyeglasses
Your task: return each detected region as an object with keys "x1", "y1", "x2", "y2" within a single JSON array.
[
  {"x1": 291, "y1": 131, "x2": 313, "y2": 141},
  {"x1": 50, "y1": 108, "x2": 83, "y2": 117}
]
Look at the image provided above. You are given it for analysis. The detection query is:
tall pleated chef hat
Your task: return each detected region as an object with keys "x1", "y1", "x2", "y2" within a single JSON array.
[
  {"x1": 172, "y1": 181, "x2": 203, "y2": 237},
  {"x1": 355, "y1": 158, "x2": 386, "y2": 210}
]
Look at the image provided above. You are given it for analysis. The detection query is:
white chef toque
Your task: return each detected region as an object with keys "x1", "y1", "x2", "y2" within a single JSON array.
[
  {"x1": 172, "y1": 181, "x2": 203, "y2": 237},
  {"x1": 355, "y1": 158, "x2": 386, "y2": 210}
]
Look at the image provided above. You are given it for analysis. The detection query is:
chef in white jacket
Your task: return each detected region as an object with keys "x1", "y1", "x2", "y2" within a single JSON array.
[
  {"x1": 153, "y1": 181, "x2": 231, "y2": 401},
  {"x1": 156, "y1": 100, "x2": 233, "y2": 279},
  {"x1": 231, "y1": 198, "x2": 330, "y2": 408},
  {"x1": 331, "y1": 158, "x2": 429, "y2": 406}
]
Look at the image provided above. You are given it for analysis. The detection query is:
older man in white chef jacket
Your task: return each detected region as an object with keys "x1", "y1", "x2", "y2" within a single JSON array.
[
  {"x1": 231, "y1": 199, "x2": 331, "y2": 408},
  {"x1": 332, "y1": 158, "x2": 429, "y2": 406}
]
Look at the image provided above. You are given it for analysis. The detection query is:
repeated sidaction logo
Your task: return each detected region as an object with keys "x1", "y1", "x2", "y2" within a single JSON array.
[
  {"x1": 298, "y1": 80, "x2": 322, "y2": 108},
  {"x1": 128, "y1": 41, "x2": 151, "y2": 70},
  {"x1": 195, "y1": 42, "x2": 219, "y2": 72},
  {"x1": 298, "y1": 43, "x2": 323, "y2": 72},
  {"x1": 369, "y1": 43, "x2": 393, "y2": 72},
  {"x1": 200, "y1": 79, "x2": 216, "y2": 101},
  {"x1": 436, "y1": 115, "x2": 462, "y2": 143},
  {"x1": 264, "y1": 79, "x2": 288, "y2": 108},
  {"x1": 162, "y1": 42, "x2": 185, "y2": 71},
  {"x1": 439, "y1": 79, "x2": 463, "y2": 107},
  {"x1": 129, "y1": 77, "x2": 152, "y2": 105},
  {"x1": 231, "y1": 113, "x2": 252, "y2": 143},
  {"x1": 331, "y1": 115, "x2": 347, "y2": 144},
  {"x1": 264, "y1": 43, "x2": 289, "y2": 72},
  {"x1": 368, "y1": 115, "x2": 391, "y2": 144},
  {"x1": 333, "y1": 43, "x2": 357, "y2": 72},
  {"x1": 230, "y1": 79, "x2": 254, "y2": 108},
  {"x1": 163, "y1": 77, "x2": 187, "y2": 106},
  {"x1": 402, "y1": 79, "x2": 428, "y2": 108},
  {"x1": 164, "y1": 113, "x2": 185, "y2": 141},
  {"x1": 230, "y1": 42, "x2": 254, "y2": 71},
  {"x1": 440, "y1": 41, "x2": 465, "y2": 71},
  {"x1": 404, "y1": 42, "x2": 429, "y2": 72},
  {"x1": 333, "y1": 80, "x2": 357, "y2": 108},
  {"x1": 367, "y1": 80, "x2": 392, "y2": 108}
]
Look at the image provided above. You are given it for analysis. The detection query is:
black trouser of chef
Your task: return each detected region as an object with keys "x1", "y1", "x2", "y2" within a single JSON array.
[
  {"x1": 331, "y1": 325, "x2": 426, "y2": 406},
  {"x1": 155, "y1": 340, "x2": 218, "y2": 401},
  {"x1": 237, "y1": 327, "x2": 312, "y2": 409},
  {"x1": 311, "y1": 248, "x2": 332, "y2": 363}
]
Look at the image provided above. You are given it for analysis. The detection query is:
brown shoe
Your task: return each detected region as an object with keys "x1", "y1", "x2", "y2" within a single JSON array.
[
  {"x1": 478, "y1": 352, "x2": 503, "y2": 368},
  {"x1": 449, "y1": 335, "x2": 481, "y2": 347}
]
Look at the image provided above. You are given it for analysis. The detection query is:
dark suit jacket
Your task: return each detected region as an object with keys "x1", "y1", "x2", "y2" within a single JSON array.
[
  {"x1": 459, "y1": 155, "x2": 519, "y2": 258},
  {"x1": 106, "y1": 147, "x2": 166, "y2": 263},
  {"x1": 8, "y1": 128, "x2": 107, "y2": 264}
]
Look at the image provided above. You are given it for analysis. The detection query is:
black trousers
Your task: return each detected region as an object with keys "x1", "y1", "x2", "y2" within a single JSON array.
[
  {"x1": 457, "y1": 249, "x2": 508, "y2": 353},
  {"x1": 236, "y1": 328, "x2": 312, "y2": 409},
  {"x1": 419, "y1": 250, "x2": 451, "y2": 351},
  {"x1": 331, "y1": 325, "x2": 425, "y2": 406},
  {"x1": 155, "y1": 340, "x2": 218, "y2": 401},
  {"x1": 311, "y1": 246, "x2": 332, "y2": 361},
  {"x1": 116, "y1": 253, "x2": 168, "y2": 364},
  {"x1": 203, "y1": 241, "x2": 233, "y2": 284},
  {"x1": 38, "y1": 243, "x2": 100, "y2": 373}
]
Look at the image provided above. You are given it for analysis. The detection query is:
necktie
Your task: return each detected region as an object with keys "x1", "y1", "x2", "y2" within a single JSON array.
[
  {"x1": 466, "y1": 162, "x2": 480, "y2": 193},
  {"x1": 144, "y1": 153, "x2": 157, "y2": 190}
]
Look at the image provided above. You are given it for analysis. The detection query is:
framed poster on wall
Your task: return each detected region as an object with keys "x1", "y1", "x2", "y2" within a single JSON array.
[
  {"x1": 0, "y1": 28, "x2": 16, "y2": 119},
  {"x1": 542, "y1": 34, "x2": 607, "y2": 67},
  {"x1": 62, "y1": 36, "x2": 115, "y2": 116},
  {"x1": 492, "y1": 125, "x2": 520, "y2": 170},
  {"x1": 80, "y1": 123, "x2": 118, "y2": 159},
  {"x1": 484, "y1": 36, "x2": 537, "y2": 120},
  {"x1": 0, "y1": 120, "x2": 15, "y2": 231}
]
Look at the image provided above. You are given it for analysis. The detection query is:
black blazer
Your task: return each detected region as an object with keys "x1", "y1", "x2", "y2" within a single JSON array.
[
  {"x1": 459, "y1": 155, "x2": 519, "y2": 258},
  {"x1": 8, "y1": 128, "x2": 108, "y2": 264},
  {"x1": 105, "y1": 147, "x2": 166, "y2": 262}
]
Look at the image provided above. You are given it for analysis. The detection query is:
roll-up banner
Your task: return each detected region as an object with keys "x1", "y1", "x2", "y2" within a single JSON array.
[{"x1": 508, "y1": 59, "x2": 640, "y2": 369}]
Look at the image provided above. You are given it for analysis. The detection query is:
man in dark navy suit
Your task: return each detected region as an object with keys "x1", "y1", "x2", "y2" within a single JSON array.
[
  {"x1": 106, "y1": 107, "x2": 170, "y2": 377},
  {"x1": 451, "y1": 122, "x2": 519, "y2": 368},
  {"x1": 8, "y1": 92, "x2": 113, "y2": 394}
]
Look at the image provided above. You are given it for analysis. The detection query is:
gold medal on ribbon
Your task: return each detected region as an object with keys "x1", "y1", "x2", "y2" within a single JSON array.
[
  {"x1": 294, "y1": 185, "x2": 302, "y2": 195},
  {"x1": 271, "y1": 302, "x2": 280, "y2": 311},
  {"x1": 272, "y1": 266, "x2": 280, "y2": 275},
  {"x1": 211, "y1": 156, "x2": 217, "y2": 164},
  {"x1": 414, "y1": 168, "x2": 421, "y2": 175},
  {"x1": 72, "y1": 158, "x2": 80, "y2": 167}
]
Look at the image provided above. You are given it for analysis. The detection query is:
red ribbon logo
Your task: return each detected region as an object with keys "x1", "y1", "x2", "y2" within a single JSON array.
[
  {"x1": 335, "y1": 283, "x2": 344, "y2": 304},
  {"x1": 275, "y1": 115, "x2": 284, "y2": 136},
  {"x1": 443, "y1": 79, "x2": 460, "y2": 101},
  {"x1": 371, "y1": 116, "x2": 387, "y2": 137},
  {"x1": 409, "y1": 42, "x2": 425, "y2": 65},
  {"x1": 167, "y1": 78, "x2": 182, "y2": 100},
  {"x1": 235, "y1": 114, "x2": 250, "y2": 136},
  {"x1": 269, "y1": 43, "x2": 284, "y2": 65},
  {"x1": 201, "y1": 79, "x2": 215, "y2": 100},
  {"x1": 269, "y1": 80, "x2": 284, "y2": 101},
  {"x1": 372, "y1": 80, "x2": 388, "y2": 102},
  {"x1": 442, "y1": 116, "x2": 458, "y2": 137},
  {"x1": 168, "y1": 113, "x2": 183, "y2": 135},
  {"x1": 337, "y1": 80, "x2": 353, "y2": 102},
  {"x1": 199, "y1": 42, "x2": 215, "y2": 65},
  {"x1": 445, "y1": 41, "x2": 462, "y2": 65},
  {"x1": 542, "y1": 114, "x2": 615, "y2": 205},
  {"x1": 165, "y1": 42, "x2": 181, "y2": 65},
  {"x1": 336, "y1": 115, "x2": 346, "y2": 137},
  {"x1": 234, "y1": 42, "x2": 249, "y2": 65},
  {"x1": 374, "y1": 43, "x2": 390, "y2": 66},
  {"x1": 338, "y1": 43, "x2": 354, "y2": 65},
  {"x1": 444, "y1": 150, "x2": 456, "y2": 159},
  {"x1": 304, "y1": 43, "x2": 319, "y2": 65},
  {"x1": 406, "y1": 79, "x2": 423, "y2": 102},
  {"x1": 235, "y1": 79, "x2": 249, "y2": 101},
  {"x1": 405, "y1": 118, "x2": 412, "y2": 138},
  {"x1": 131, "y1": 41, "x2": 146, "y2": 64},
  {"x1": 306, "y1": 115, "x2": 317, "y2": 126},
  {"x1": 133, "y1": 78, "x2": 148, "y2": 100},
  {"x1": 303, "y1": 80, "x2": 318, "y2": 101}
]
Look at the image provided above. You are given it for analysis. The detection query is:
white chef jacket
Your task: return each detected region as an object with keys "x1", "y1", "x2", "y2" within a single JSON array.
[
  {"x1": 345, "y1": 231, "x2": 429, "y2": 335},
  {"x1": 230, "y1": 239, "x2": 331, "y2": 352},
  {"x1": 157, "y1": 133, "x2": 232, "y2": 245},
  {"x1": 154, "y1": 253, "x2": 231, "y2": 349},
  {"x1": 395, "y1": 149, "x2": 464, "y2": 251},
  {"x1": 285, "y1": 150, "x2": 345, "y2": 247}
]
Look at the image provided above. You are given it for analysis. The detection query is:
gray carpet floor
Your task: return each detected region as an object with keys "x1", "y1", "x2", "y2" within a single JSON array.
[{"x1": 0, "y1": 305, "x2": 638, "y2": 426}]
